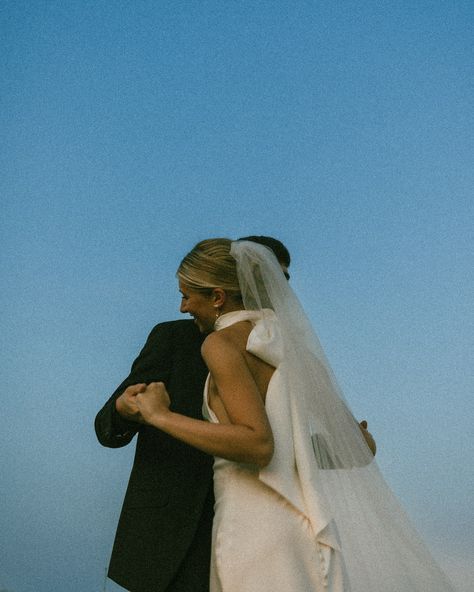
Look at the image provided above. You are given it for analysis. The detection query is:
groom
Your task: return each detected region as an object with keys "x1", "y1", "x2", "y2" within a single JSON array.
[{"x1": 95, "y1": 236, "x2": 292, "y2": 592}]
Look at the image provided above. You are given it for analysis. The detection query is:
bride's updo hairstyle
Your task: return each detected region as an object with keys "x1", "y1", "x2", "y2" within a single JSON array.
[{"x1": 177, "y1": 238, "x2": 242, "y2": 301}]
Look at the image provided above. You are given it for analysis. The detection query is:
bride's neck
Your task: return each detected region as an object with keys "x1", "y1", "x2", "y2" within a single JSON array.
[{"x1": 220, "y1": 302, "x2": 245, "y2": 315}]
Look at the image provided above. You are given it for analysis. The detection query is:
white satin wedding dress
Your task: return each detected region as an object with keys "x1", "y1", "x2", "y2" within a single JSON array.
[{"x1": 203, "y1": 309, "x2": 348, "y2": 592}]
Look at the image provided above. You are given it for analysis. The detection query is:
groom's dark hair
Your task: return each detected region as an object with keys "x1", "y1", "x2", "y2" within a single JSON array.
[{"x1": 238, "y1": 236, "x2": 291, "y2": 268}]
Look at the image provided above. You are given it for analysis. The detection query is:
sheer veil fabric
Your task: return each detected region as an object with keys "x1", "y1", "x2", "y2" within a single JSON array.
[{"x1": 230, "y1": 240, "x2": 456, "y2": 592}]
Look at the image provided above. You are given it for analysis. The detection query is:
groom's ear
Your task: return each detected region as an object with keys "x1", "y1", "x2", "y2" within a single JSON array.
[{"x1": 211, "y1": 288, "x2": 226, "y2": 307}]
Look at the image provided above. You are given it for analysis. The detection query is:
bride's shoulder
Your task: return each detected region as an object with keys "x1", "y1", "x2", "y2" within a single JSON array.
[{"x1": 202, "y1": 323, "x2": 250, "y2": 358}]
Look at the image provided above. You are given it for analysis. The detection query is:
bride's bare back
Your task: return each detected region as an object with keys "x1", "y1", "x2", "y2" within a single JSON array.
[{"x1": 204, "y1": 320, "x2": 275, "y2": 425}]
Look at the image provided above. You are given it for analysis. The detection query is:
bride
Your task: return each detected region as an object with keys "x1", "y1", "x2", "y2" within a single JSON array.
[{"x1": 135, "y1": 238, "x2": 456, "y2": 592}]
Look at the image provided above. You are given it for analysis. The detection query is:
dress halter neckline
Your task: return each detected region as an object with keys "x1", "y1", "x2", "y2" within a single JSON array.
[{"x1": 214, "y1": 309, "x2": 264, "y2": 331}]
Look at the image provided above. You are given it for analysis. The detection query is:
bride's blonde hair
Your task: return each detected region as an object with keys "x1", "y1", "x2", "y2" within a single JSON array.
[{"x1": 177, "y1": 238, "x2": 242, "y2": 299}]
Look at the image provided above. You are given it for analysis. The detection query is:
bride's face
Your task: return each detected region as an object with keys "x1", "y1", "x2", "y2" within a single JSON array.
[{"x1": 179, "y1": 280, "x2": 216, "y2": 333}]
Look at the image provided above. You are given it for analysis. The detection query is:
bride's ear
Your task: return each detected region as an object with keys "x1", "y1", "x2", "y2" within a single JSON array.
[{"x1": 212, "y1": 288, "x2": 226, "y2": 308}]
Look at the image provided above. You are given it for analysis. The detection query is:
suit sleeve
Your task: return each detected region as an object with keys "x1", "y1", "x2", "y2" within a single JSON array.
[{"x1": 94, "y1": 323, "x2": 174, "y2": 448}]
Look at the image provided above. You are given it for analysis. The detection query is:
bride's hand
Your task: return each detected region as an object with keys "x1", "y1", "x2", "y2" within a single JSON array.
[{"x1": 135, "y1": 382, "x2": 171, "y2": 424}]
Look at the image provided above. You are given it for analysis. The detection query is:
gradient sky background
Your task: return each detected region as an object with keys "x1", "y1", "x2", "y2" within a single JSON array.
[{"x1": 1, "y1": 2, "x2": 473, "y2": 591}]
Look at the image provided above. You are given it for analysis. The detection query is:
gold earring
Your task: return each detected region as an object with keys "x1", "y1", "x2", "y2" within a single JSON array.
[{"x1": 214, "y1": 305, "x2": 221, "y2": 319}]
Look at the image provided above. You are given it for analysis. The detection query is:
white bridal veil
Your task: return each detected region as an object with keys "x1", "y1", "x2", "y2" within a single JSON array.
[{"x1": 230, "y1": 240, "x2": 456, "y2": 592}]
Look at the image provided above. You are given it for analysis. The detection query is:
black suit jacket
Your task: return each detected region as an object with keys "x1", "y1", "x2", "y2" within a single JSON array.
[{"x1": 95, "y1": 320, "x2": 214, "y2": 592}]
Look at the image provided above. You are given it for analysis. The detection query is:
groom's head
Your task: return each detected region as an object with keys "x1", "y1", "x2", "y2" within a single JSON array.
[{"x1": 238, "y1": 235, "x2": 291, "y2": 279}]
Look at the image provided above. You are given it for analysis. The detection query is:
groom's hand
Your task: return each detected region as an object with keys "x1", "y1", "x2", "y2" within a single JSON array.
[
  {"x1": 359, "y1": 420, "x2": 376, "y2": 456},
  {"x1": 116, "y1": 383, "x2": 147, "y2": 423}
]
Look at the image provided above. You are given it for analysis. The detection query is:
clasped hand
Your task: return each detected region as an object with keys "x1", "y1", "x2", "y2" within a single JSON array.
[
  {"x1": 115, "y1": 382, "x2": 171, "y2": 424},
  {"x1": 135, "y1": 382, "x2": 171, "y2": 424}
]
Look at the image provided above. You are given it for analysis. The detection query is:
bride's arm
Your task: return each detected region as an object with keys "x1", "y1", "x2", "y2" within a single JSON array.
[{"x1": 135, "y1": 332, "x2": 274, "y2": 468}]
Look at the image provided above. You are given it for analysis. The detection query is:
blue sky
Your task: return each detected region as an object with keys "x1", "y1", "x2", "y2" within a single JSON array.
[{"x1": 1, "y1": 2, "x2": 473, "y2": 591}]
